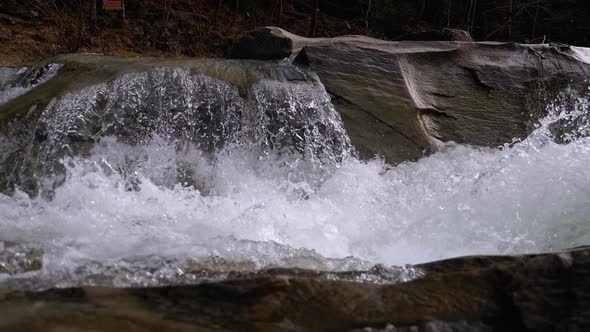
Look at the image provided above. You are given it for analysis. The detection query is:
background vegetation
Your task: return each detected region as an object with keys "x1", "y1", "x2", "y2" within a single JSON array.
[{"x1": 1, "y1": 0, "x2": 589, "y2": 65}]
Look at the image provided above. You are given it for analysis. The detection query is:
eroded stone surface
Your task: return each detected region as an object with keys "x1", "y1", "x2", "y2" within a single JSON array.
[
  {"x1": 295, "y1": 41, "x2": 590, "y2": 162},
  {"x1": 230, "y1": 27, "x2": 293, "y2": 60},
  {"x1": 0, "y1": 241, "x2": 42, "y2": 275},
  {"x1": 0, "y1": 55, "x2": 353, "y2": 196},
  {"x1": 232, "y1": 27, "x2": 590, "y2": 162},
  {"x1": 1, "y1": 248, "x2": 589, "y2": 331}
]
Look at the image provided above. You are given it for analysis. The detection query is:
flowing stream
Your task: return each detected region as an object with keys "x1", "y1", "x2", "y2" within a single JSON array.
[{"x1": 0, "y1": 62, "x2": 589, "y2": 290}]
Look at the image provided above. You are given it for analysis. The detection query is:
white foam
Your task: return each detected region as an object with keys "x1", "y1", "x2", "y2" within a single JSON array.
[
  {"x1": 1, "y1": 82, "x2": 590, "y2": 288},
  {"x1": 1, "y1": 116, "x2": 589, "y2": 267},
  {"x1": 0, "y1": 65, "x2": 60, "y2": 105}
]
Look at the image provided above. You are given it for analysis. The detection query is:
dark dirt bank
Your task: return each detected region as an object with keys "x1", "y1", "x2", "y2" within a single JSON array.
[{"x1": 1, "y1": 0, "x2": 590, "y2": 67}]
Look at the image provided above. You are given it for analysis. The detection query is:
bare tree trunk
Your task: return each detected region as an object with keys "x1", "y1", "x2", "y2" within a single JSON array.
[
  {"x1": 466, "y1": 0, "x2": 477, "y2": 33},
  {"x1": 92, "y1": 0, "x2": 97, "y2": 28},
  {"x1": 465, "y1": 0, "x2": 473, "y2": 33},
  {"x1": 447, "y1": 0, "x2": 452, "y2": 28},
  {"x1": 121, "y1": 0, "x2": 125, "y2": 26},
  {"x1": 308, "y1": 0, "x2": 319, "y2": 37},
  {"x1": 470, "y1": 0, "x2": 477, "y2": 33},
  {"x1": 417, "y1": 0, "x2": 426, "y2": 22},
  {"x1": 531, "y1": 1, "x2": 539, "y2": 39},
  {"x1": 508, "y1": 0, "x2": 513, "y2": 38},
  {"x1": 214, "y1": 0, "x2": 223, "y2": 25},
  {"x1": 278, "y1": 0, "x2": 283, "y2": 27},
  {"x1": 364, "y1": 0, "x2": 372, "y2": 30},
  {"x1": 229, "y1": 0, "x2": 238, "y2": 27},
  {"x1": 164, "y1": 0, "x2": 174, "y2": 25}
]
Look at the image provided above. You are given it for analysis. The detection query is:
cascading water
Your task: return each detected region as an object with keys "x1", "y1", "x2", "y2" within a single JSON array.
[
  {"x1": 0, "y1": 64, "x2": 61, "y2": 106},
  {"x1": 0, "y1": 61, "x2": 589, "y2": 290}
]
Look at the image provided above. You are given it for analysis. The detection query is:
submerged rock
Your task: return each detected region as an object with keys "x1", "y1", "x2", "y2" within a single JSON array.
[
  {"x1": 0, "y1": 248, "x2": 588, "y2": 331},
  {"x1": 230, "y1": 27, "x2": 293, "y2": 60},
  {"x1": 0, "y1": 54, "x2": 353, "y2": 196},
  {"x1": 398, "y1": 28, "x2": 473, "y2": 42},
  {"x1": 0, "y1": 241, "x2": 42, "y2": 275}
]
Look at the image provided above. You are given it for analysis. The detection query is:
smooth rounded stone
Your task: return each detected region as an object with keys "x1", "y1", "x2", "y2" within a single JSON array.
[
  {"x1": 223, "y1": 27, "x2": 590, "y2": 162},
  {"x1": 398, "y1": 29, "x2": 473, "y2": 42},
  {"x1": 0, "y1": 67, "x2": 24, "y2": 88},
  {"x1": 232, "y1": 27, "x2": 590, "y2": 162},
  {"x1": 230, "y1": 27, "x2": 294, "y2": 60},
  {"x1": 293, "y1": 39, "x2": 590, "y2": 162},
  {"x1": 352, "y1": 321, "x2": 492, "y2": 332},
  {"x1": 185, "y1": 256, "x2": 257, "y2": 273},
  {"x1": 0, "y1": 247, "x2": 589, "y2": 331}
]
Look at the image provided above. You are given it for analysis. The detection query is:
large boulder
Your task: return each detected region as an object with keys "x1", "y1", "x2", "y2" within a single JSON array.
[
  {"x1": 1, "y1": 247, "x2": 589, "y2": 331},
  {"x1": 229, "y1": 27, "x2": 293, "y2": 60},
  {"x1": 293, "y1": 38, "x2": 590, "y2": 162},
  {"x1": 230, "y1": 27, "x2": 472, "y2": 60},
  {"x1": 399, "y1": 28, "x2": 473, "y2": 42},
  {"x1": 0, "y1": 54, "x2": 353, "y2": 196},
  {"x1": 0, "y1": 241, "x2": 42, "y2": 275},
  {"x1": 228, "y1": 28, "x2": 590, "y2": 162}
]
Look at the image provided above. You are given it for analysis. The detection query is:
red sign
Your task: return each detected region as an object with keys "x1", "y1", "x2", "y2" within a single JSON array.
[{"x1": 103, "y1": 0, "x2": 122, "y2": 10}]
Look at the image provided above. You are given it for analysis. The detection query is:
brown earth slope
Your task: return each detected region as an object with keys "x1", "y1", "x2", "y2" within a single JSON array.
[
  {"x1": 1, "y1": 0, "x2": 590, "y2": 67},
  {"x1": 0, "y1": 0, "x2": 375, "y2": 66}
]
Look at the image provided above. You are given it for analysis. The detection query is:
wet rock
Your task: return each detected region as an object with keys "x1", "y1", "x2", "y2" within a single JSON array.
[
  {"x1": 0, "y1": 16, "x2": 16, "y2": 26},
  {"x1": 239, "y1": 27, "x2": 590, "y2": 162},
  {"x1": 0, "y1": 54, "x2": 352, "y2": 196},
  {"x1": 1, "y1": 248, "x2": 589, "y2": 331},
  {"x1": 352, "y1": 321, "x2": 493, "y2": 332},
  {"x1": 0, "y1": 241, "x2": 43, "y2": 275},
  {"x1": 230, "y1": 27, "x2": 293, "y2": 60},
  {"x1": 185, "y1": 256, "x2": 257, "y2": 273},
  {"x1": 15, "y1": 63, "x2": 61, "y2": 88},
  {"x1": 290, "y1": 34, "x2": 590, "y2": 162},
  {"x1": 399, "y1": 29, "x2": 473, "y2": 42}
]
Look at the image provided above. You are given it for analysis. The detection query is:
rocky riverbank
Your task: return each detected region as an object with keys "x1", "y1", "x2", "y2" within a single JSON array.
[
  {"x1": 2, "y1": 21, "x2": 590, "y2": 332},
  {"x1": 1, "y1": 247, "x2": 589, "y2": 331},
  {"x1": 2, "y1": 0, "x2": 590, "y2": 67},
  {"x1": 234, "y1": 27, "x2": 590, "y2": 163},
  {"x1": 4, "y1": 32, "x2": 590, "y2": 165}
]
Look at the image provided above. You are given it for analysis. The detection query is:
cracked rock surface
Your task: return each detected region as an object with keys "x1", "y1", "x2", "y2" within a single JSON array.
[
  {"x1": 293, "y1": 40, "x2": 590, "y2": 162},
  {"x1": 1, "y1": 248, "x2": 589, "y2": 331},
  {"x1": 237, "y1": 28, "x2": 590, "y2": 162}
]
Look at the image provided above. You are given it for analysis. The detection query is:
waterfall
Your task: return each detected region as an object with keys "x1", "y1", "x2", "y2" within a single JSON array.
[{"x1": 0, "y1": 60, "x2": 589, "y2": 290}]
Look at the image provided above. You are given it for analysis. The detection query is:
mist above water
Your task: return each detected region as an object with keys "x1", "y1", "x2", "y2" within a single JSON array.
[{"x1": 0, "y1": 67, "x2": 589, "y2": 289}]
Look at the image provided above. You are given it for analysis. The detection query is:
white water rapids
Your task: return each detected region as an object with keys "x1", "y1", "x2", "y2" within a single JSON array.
[{"x1": 0, "y1": 66, "x2": 590, "y2": 289}]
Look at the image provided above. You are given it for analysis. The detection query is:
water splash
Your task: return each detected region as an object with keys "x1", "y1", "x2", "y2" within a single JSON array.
[
  {"x1": 0, "y1": 64, "x2": 61, "y2": 106},
  {"x1": 0, "y1": 67, "x2": 352, "y2": 196},
  {"x1": 0, "y1": 69, "x2": 589, "y2": 289}
]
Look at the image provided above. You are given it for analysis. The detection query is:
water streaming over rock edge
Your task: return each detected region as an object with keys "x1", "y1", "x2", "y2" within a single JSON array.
[
  {"x1": 0, "y1": 64, "x2": 61, "y2": 106},
  {"x1": 0, "y1": 64, "x2": 589, "y2": 290}
]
